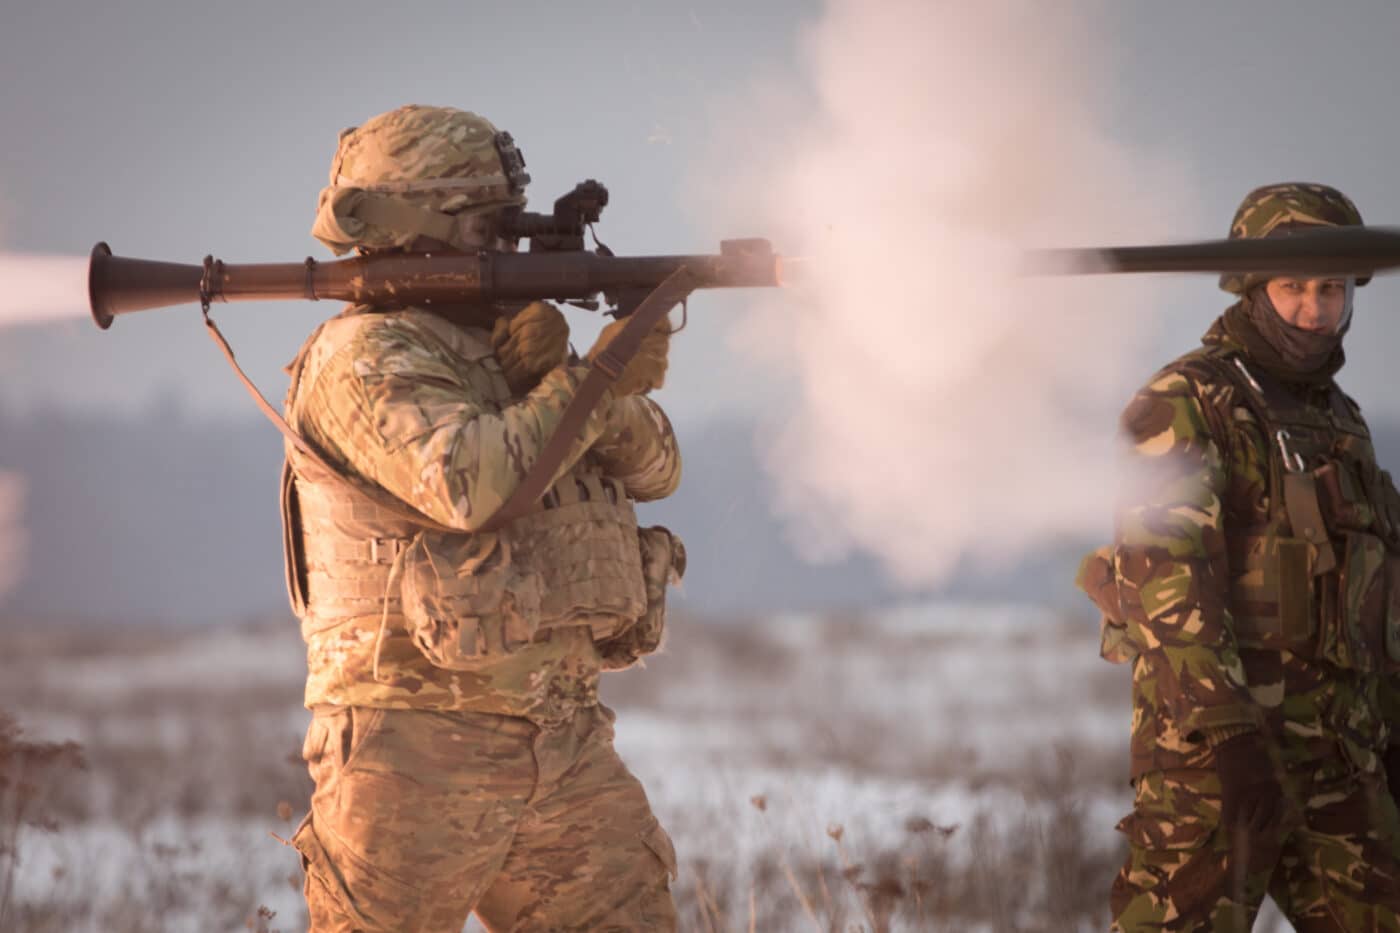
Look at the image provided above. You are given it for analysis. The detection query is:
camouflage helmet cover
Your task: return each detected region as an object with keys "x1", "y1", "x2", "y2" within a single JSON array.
[
  {"x1": 311, "y1": 104, "x2": 530, "y2": 256},
  {"x1": 1219, "y1": 181, "x2": 1368, "y2": 294}
]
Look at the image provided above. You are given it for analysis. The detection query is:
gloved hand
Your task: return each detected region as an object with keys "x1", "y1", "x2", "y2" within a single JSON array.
[
  {"x1": 491, "y1": 302, "x2": 571, "y2": 395},
  {"x1": 1384, "y1": 745, "x2": 1400, "y2": 799},
  {"x1": 1213, "y1": 730, "x2": 1284, "y2": 835},
  {"x1": 586, "y1": 315, "x2": 671, "y2": 397}
]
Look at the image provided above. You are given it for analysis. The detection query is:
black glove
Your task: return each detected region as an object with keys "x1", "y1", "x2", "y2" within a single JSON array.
[{"x1": 1214, "y1": 731, "x2": 1284, "y2": 835}]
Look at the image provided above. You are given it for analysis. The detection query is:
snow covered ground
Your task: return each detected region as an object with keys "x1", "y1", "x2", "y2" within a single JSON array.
[{"x1": 0, "y1": 603, "x2": 1291, "y2": 931}]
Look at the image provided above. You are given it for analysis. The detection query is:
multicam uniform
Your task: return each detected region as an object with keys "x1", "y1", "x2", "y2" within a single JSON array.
[
  {"x1": 282, "y1": 304, "x2": 683, "y2": 932},
  {"x1": 1086, "y1": 311, "x2": 1400, "y2": 930}
]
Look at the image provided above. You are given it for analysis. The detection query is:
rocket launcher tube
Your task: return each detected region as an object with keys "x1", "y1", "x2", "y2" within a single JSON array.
[
  {"x1": 88, "y1": 238, "x2": 784, "y2": 329},
  {"x1": 1026, "y1": 226, "x2": 1400, "y2": 280}
]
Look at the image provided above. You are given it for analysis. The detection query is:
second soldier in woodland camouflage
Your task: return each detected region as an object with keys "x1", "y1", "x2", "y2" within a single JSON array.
[
  {"x1": 1080, "y1": 182, "x2": 1400, "y2": 931},
  {"x1": 282, "y1": 105, "x2": 683, "y2": 932}
]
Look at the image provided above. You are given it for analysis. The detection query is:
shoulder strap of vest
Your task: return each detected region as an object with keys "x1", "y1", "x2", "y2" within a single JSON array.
[{"x1": 202, "y1": 266, "x2": 696, "y2": 535}]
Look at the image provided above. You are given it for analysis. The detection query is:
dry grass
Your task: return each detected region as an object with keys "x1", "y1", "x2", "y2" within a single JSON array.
[
  {"x1": 0, "y1": 699, "x2": 303, "y2": 932},
  {"x1": 0, "y1": 710, "x2": 86, "y2": 930},
  {"x1": 0, "y1": 609, "x2": 1133, "y2": 932},
  {"x1": 666, "y1": 749, "x2": 1122, "y2": 933}
]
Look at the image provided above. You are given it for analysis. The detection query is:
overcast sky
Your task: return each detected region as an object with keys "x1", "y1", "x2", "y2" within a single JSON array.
[{"x1": 3, "y1": 0, "x2": 1400, "y2": 425}]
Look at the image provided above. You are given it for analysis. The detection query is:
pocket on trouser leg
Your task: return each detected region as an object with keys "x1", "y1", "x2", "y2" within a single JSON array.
[
  {"x1": 1110, "y1": 827, "x2": 1237, "y2": 932},
  {"x1": 1110, "y1": 773, "x2": 1244, "y2": 931},
  {"x1": 292, "y1": 813, "x2": 423, "y2": 933}
]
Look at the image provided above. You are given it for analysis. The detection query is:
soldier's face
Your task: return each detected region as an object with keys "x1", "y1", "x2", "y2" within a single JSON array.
[{"x1": 1265, "y1": 277, "x2": 1349, "y2": 334}]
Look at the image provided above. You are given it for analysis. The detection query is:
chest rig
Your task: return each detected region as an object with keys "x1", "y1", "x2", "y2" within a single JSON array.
[
  {"x1": 1198, "y1": 345, "x2": 1400, "y2": 673},
  {"x1": 281, "y1": 309, "x2": 649, "y2": 676}
]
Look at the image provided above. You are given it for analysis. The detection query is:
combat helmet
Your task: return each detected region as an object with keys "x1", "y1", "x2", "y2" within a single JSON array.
[
  {"x1": 311, "y1": 104, "x2": 531, "y2": 256},
  {"x1": 1220, "y1": 182, "x2": 1368, "y2": 294}
]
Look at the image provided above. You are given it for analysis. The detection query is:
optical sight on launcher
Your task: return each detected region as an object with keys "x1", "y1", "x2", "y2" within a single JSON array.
[{"x1": 499, "y1": 179, "x2": 609, "y2": 251}]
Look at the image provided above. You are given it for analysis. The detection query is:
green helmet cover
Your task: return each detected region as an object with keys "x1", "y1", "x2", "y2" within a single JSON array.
[{"x1": 1220, "y1": 182, "x2": 1368, "y2": 294}]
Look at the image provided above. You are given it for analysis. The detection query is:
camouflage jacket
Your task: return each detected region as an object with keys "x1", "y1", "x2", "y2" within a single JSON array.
[
  {"x1": 1105, "y1": 313, "x2": 1400, "y2": 777},
  {"x1": 283, "y1": 305, "x2": 681, "y2": 720}
]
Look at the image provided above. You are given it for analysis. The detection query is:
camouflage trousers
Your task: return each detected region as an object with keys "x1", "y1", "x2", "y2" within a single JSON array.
[
  {"x1": 1111, "y1": 755, "x2": 1400, "y2": 931},
  {"x1": 290, "y1": 703, "x2": 678, "y2": 932}
]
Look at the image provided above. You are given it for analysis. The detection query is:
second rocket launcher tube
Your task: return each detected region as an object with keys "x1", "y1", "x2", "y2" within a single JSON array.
[{"x1": 1027, "y1": 226, "x2": 1400, "y2": 278}]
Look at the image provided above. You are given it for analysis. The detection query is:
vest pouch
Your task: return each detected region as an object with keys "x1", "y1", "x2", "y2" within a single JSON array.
[
  {"x1": 1226, "y1": 535, "x2": 1313, "y2": 650},
  {"x1": 399, "y1": 532, "x2": 545, "y2": 670},
  {"x1": 597, "y1": 525, "x2": 685, "y2": 671},
  {"x1": 1321, "y1": 531, "x2": 1388, "y2": 672},
  {"x1": 507, "y1": 475, "x2": 648, "y2": 640},
  {"x1": 1314, "y1": 460, "x2": 1373, "y2": 533}
]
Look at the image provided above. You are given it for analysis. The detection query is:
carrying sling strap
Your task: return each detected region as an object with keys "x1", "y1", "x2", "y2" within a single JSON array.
[
  {"x1": 200, "y1": 266, "x2": 697, "y2": 535},
  {"x1": 492, "y1": 268, "x2": 696, "y2": 530},
  {"x1": 201, "y1": 311, "x2": 460, "y2": 535}
]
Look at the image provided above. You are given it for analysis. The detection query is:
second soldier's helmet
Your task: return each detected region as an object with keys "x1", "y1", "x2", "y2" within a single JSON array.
[
  {"x1": 311, "y1": 104, "x2": 531, "y2": 256},
  {"x1": 1219, "y1": 182, "x2": 1367, "y2": 294}
]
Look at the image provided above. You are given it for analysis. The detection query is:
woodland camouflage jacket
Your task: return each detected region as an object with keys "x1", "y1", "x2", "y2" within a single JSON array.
[{"x1": 1103, "y1": 314, "x2": 1400, "y2": 777}]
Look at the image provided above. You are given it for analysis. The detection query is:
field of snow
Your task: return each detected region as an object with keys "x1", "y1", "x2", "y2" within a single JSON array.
[{"x1": 0, "y1": 603, "x2": 1293, "y2": 931}]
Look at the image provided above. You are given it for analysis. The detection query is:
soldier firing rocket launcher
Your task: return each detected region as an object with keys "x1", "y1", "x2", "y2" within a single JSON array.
[
  {"x1": 86, "y1": 180, "x2": 787, "y2": 329},
  {"x1": 86, "y1": 179, "x2": 792, "y2": 532}
]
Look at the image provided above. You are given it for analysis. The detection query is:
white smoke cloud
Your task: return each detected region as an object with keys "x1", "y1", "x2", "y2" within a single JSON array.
[
  {"x1": 0, "y1": 253, "x2": 90, "y2": 328},
  {"x1": 0, "y1": 472, "x2": 27, "y2": 601},
  {"x1": 696, "y1": 0, "x2": 1202, "y2": 586}
]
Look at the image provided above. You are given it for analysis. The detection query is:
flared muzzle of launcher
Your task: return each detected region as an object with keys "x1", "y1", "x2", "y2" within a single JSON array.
[
  {"x1": 88, "y1": 241, "x2": 208, "y2": 329},
  {"x1": 88, "y1": 242, "x2": 115, "y2": 329}
]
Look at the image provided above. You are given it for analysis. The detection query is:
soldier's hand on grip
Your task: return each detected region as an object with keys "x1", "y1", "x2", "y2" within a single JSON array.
[
  {"x1": 491, "y1": 301, "x2": 571, "y2": 395},
  {"x1": 1215, "y1": 731, "x2": 1284, "y2": 835},
  {"x1": 587, "y1": 316, "x2": 671, "y2": 397}
]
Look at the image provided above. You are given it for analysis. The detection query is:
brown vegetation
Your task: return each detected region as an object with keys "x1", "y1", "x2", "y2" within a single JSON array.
[{"x1": 0, "y1": 609, "x2": 1134, "y2": 931}]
